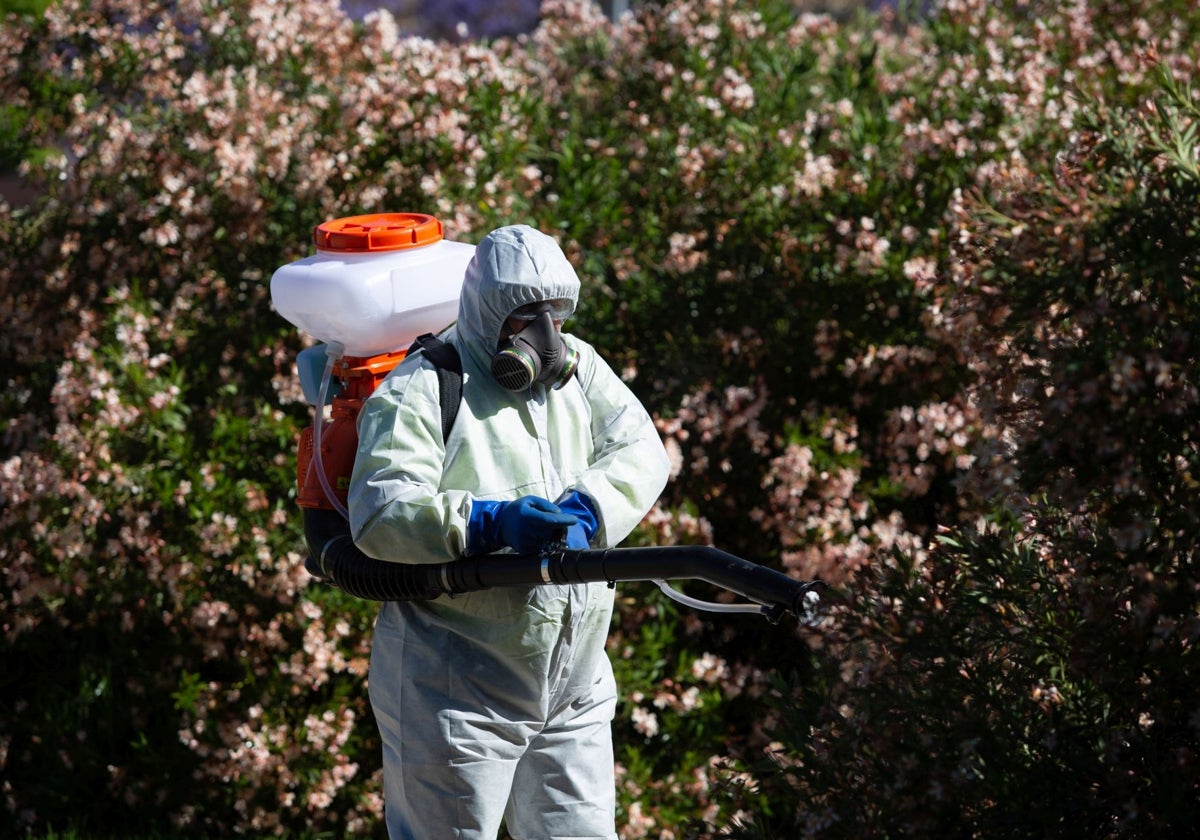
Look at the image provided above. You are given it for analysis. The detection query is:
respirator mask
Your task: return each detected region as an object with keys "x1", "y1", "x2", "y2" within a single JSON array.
[{"x1": 491, "y1": 300, "x2": 579, "y2": 392}]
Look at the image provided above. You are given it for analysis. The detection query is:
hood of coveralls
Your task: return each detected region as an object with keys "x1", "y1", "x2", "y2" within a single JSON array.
[{"x1": 455, "y1": 225, "x2": 581, "y2": 373}]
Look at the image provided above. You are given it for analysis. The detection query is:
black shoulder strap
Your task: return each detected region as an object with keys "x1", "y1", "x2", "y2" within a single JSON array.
[{"x1": 408, "y1": 333, "x2": 463, "y2": 443}]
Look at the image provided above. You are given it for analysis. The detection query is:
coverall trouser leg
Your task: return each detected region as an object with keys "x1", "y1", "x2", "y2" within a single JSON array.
[
  {"x1": 369, "y1": 598, "x2": 618, "y2": 840},
  {"x1": 504, "y1": 681, "x2": 617, "y2": 839}
]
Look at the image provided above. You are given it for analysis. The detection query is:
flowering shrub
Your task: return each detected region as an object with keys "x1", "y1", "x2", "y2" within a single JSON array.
[
  {"x1": 729, "y1": 4, "x2": 1200, "y2": 837},
  {"x1": 1, "y1": 0, "x2": 1197, "y2": 837}
]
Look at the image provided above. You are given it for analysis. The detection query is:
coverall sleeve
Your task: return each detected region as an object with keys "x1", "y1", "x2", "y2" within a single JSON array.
[
  {"x1": 569, "y1": 340, "x2": 672, "y2": 547},
  {"x1": 348, "y1": 364, "x2": 472, "y2": 564}
]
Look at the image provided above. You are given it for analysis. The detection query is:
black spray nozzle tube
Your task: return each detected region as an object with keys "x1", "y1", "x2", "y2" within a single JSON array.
[
  {"x1": 304, "y1": 508, "x2": 820, "y2": 619},
  {"x1": 437, "y1": 544, "x2": 823, "y2": 621},
  {"x1": 304, "y1": 508, "x2": 822, "y2": 622}
]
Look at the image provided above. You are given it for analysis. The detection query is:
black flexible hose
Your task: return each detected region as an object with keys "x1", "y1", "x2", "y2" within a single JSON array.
[
  {"x1": 304, "y1": 508, "x2": 822, "y2": 622},
  {"x1": 304, "y1": 508, "x2": 444, "y2": 601}
]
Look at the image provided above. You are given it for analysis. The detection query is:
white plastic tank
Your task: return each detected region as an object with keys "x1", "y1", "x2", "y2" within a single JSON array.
[{"x1": 270, "y1": 212, "x2": 474, "y2": 357}]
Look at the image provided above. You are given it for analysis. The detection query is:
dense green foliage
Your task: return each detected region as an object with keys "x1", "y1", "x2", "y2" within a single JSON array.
[{"x1": 1, "y1": 0, "x2": 1197, "y2": 837}]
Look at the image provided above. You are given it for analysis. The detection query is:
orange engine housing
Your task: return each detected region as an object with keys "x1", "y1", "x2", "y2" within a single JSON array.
[{"x1": 297, "y1": 349, "x2": 406, "y2": 511}]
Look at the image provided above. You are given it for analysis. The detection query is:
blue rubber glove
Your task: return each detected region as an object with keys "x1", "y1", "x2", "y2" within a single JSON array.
[
  {"x1": 556, "y1": 490, "x2": 599, "y2": 549},
  {"x1": 468, "y1": 495, "x2": 578, "y2": 555},
  {"x1": 500, "y1": 496, "x2": 579, "y2": 554},
  {"x1": 564, "y1": 522, "x2": 589, "y2": 549}
]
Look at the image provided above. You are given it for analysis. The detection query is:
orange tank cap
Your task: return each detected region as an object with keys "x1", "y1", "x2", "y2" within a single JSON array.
[{"x1": 313, "y1": 212, "x2": 443, "y2": 252}]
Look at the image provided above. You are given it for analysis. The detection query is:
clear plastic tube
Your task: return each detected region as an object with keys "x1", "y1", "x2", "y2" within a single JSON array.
[
  {"x1": 312, "y1": 341, "x2": 351, "y2": 521},
  {"x1": 652, "y1": 579, "x2": 766, "y2": 615}
]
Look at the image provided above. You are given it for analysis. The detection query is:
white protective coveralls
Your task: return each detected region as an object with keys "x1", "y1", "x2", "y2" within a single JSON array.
[{"x1": 348, "y1": 225, "x2": 671, "y2": 839}]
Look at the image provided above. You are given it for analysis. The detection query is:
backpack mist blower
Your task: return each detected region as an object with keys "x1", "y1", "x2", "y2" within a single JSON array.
[{"x1": 270, "y1": 213, "x2": 823, "y2": 625}]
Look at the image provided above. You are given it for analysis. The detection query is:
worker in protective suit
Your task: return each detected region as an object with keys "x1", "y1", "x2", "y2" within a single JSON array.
[{"x1": 348, "y1": 224, "x2": 672, "y2": 839}]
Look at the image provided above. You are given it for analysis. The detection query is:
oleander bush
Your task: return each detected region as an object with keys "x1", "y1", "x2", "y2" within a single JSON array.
[
  {"x1": 751, "y1": 68, "x2": 1200, "y2": 836},
  {"x1": 1, "y1": 0, "x2": 1197, "y2": 837}
]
